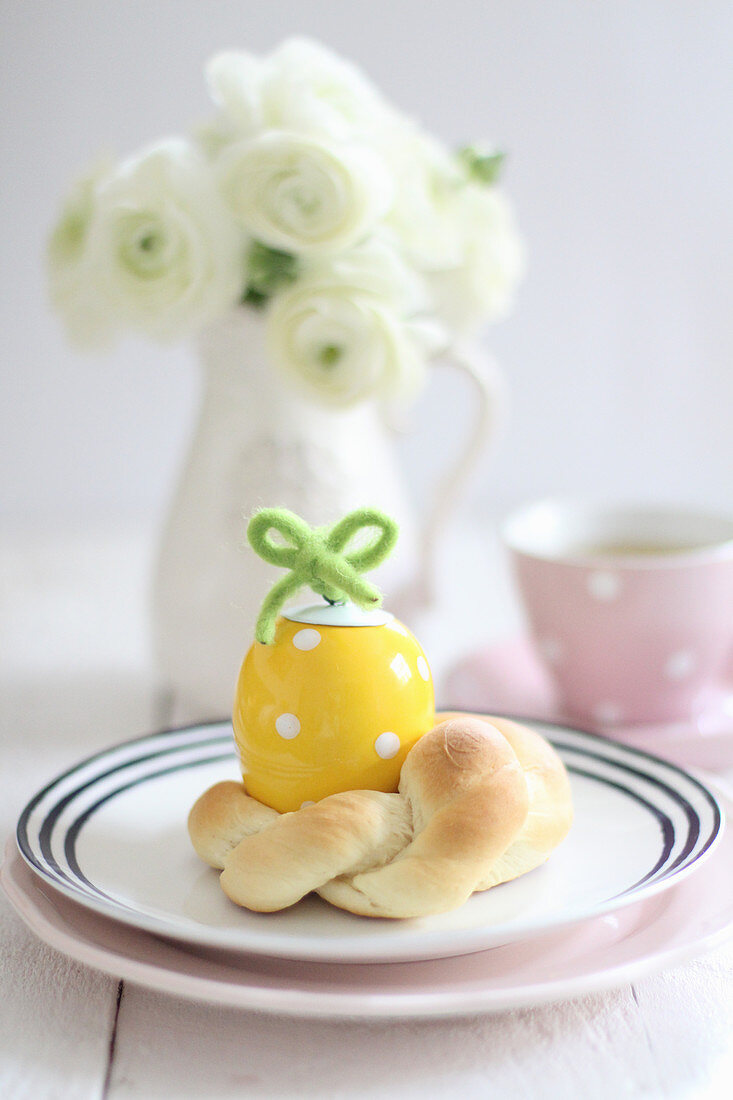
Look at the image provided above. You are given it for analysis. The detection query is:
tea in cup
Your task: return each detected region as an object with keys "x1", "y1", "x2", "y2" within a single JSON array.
[{"x1": 502, "y1": 500, "x2": 733, "y2": 728}]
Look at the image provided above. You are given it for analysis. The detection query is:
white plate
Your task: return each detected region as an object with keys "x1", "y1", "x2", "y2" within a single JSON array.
[
  {"x1": 15, "y1": 719, "x2": 724, "y2": 963},
  {"x1": 3, "y1": 819, "x2": 732, "y2": 1019}
]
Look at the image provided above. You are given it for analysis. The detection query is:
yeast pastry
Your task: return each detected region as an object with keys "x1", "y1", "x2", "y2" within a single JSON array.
[{"x1": 188, "y1": 713, "x2": 573, "y2": 919}]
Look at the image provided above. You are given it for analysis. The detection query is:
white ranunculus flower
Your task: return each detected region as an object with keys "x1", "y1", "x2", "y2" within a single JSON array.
[
  {"x1": 266, "y1": 248, "x2": 426, "y2": 407},
  {"x1": 217, "y1": 132, "x2": 392, "y2": 255},
  {"x1": 431, "y1": 184, "x2": 525, "y2": 333},
  {"x1": 64, "y1": 140, "x2": 245, "y2": 343},
  {"x1": 47, "y1": 159, "x2": 118, "y2": 347},
  {"x1": 381, "y1": 125, "x2": 466, "y2": 272},
  {"x1": 206, "y1": 37, "x2": 392, "y2": 141},
  {"x1": 300, "y1": 237, "x2": 428, "y2": 316}
]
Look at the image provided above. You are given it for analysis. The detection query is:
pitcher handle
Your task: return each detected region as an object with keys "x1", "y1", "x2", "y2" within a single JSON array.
[{"x1": 394, "y1": 340, "x2": 505, "y2": 614}]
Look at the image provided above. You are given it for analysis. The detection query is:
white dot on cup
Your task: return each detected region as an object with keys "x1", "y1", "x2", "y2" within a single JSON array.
[
  {"x1": 538, "y1": 637, "x2": 564, "y2": 665},
  {"x1": 664, "y1": 649, "x2": 697, "y2": 681},
  {"x1": 592, "y1": 701, "x2": 624, "y2": 726},
  {"x1": 587, "y1": 571, "x2": 621, "y2": 601}
]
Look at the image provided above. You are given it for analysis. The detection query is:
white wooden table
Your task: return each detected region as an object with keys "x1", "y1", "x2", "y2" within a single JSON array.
[{"x1": 1, "y1": 523, "x2": 732, "y2": 1100}]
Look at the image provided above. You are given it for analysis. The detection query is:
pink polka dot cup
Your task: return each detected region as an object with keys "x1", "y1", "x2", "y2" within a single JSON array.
[{"x1": 502, "y1": 500, "x2": 733, "y2": 728}]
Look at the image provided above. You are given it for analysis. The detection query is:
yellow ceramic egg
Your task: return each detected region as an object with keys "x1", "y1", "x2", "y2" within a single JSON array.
[{"x1": 233, "y1": 603, "x2": 435, "y2": 812}]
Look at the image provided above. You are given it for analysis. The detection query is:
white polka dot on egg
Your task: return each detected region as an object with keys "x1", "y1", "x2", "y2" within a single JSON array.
[
  {"x1": 417, "y1": 655, "x2": 430, "y2": 681},
  {"x1": 587, "y1": 571, "x2": 621, "y2": 601},
  {"x1": 275, "y1": 713, "x2": 300, "y2": 739},
  {"x1": 293, "y1": 628, "x2": 321, "y2": 651},
  {"x1": 374, "y1": 731, "x2": 400, "y2": 759}
]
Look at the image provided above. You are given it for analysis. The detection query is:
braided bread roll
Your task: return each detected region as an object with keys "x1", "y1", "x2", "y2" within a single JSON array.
[{"x1": 188, "y1": 713, "x2": 573, "y2": 919}]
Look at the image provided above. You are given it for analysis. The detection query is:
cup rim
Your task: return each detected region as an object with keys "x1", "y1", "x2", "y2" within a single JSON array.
[{"x1": 501, "y1": 497, "x2": 733, "y2": 568}]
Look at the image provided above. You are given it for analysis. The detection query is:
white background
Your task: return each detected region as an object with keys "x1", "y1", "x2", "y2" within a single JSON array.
[{"x1": 2, "y1": 0, "x2": 732, "y2": 528}]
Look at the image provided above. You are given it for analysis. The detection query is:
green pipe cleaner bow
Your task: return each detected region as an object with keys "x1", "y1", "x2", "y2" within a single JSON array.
[{"x1": 247, "y1": 507, "x2": 399, "y2": 645}]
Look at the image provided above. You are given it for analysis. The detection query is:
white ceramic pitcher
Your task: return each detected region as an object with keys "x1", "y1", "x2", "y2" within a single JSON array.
[{"x1": 151, "y1": 309, "x2": 501, "y2": 718}]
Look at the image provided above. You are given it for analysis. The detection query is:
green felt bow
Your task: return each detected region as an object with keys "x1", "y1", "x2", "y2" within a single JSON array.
[{"x1": 247, "y1": 507, "x2": 399, "y2": 645}]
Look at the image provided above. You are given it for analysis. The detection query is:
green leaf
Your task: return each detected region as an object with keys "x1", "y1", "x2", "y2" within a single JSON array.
[
  {"x1": 458, "y1": 146, "x2": 506, "y2": 186},
  {"x1": 241, "y1": 286, "x2": 268, "y2": 308},
  {"x1": 243, "y1": 240, "x2": 299, "y2": 306}
]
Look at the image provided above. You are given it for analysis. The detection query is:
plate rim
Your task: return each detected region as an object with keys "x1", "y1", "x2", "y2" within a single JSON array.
[
  {"x1": 14, "y1": 713, "x2": 726, "y2": 963},
  {"x1": 3, "y1": 828, "x2": 733, "y2": 1019}
]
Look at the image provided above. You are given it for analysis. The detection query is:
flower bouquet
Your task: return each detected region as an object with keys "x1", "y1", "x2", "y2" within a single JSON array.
[
  {"x1": 48, "y1": 38, "x2": 524, "y2": 715},
  {"x1": 49, "y1": 37, "x2": 523, "y2": 409}
]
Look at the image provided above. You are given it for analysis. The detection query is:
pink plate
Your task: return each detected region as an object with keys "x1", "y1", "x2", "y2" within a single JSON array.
[
  {"x1": 3, "y1": 812, "x2": 732, "y2": 1019},
  {"x1": 445, "y1": 637, "x2": 733, "y2": 772}
]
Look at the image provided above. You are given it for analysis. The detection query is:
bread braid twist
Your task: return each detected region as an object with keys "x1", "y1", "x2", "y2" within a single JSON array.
[{"x1": 188, "y1": 714, "x2": 573, "y2": 919}]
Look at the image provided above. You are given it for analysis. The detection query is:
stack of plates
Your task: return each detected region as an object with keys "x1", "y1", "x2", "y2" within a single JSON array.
[{"x1": 2, "y1": 718, "x2": 730, "y2": 1019}]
